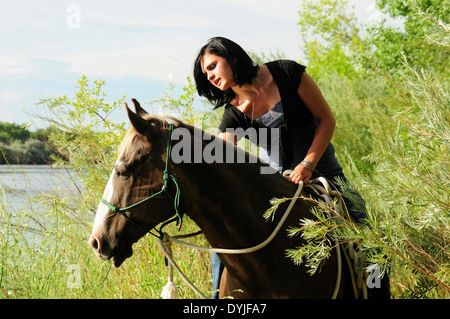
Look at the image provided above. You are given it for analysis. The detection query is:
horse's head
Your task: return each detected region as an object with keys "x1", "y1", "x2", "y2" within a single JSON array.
[{"x1": 89, "y1": 99, "x2": 178, "y2": 267}]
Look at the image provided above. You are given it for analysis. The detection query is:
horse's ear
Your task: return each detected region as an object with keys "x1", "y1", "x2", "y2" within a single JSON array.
[
  {"x1": 125, "y1": 102, "x2": 152, "y2": 136},
  {"x1": 131, "y1": 98, "x2": 149, "y2": 117}
]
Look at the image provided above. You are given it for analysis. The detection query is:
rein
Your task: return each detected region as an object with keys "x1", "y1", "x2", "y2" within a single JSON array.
[{"x1": 99, "y1": 123, "x2": 183, "y2": 239}]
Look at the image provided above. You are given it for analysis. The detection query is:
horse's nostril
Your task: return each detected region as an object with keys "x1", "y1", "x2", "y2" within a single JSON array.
[{"x1": 89, "y1": 236, "x2": 100, "y2": 251}]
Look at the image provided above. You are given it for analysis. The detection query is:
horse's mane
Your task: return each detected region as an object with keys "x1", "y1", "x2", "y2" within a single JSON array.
[
  {"x1": 118, "y1": 114, "x2": 182, "y2": 159},
  {"x1": 119, "y1": 114, "x2": 286, "y2": 185}
]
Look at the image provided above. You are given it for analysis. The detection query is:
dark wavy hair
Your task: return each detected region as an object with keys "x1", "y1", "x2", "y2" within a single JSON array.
[{"x1": 193, "y1": 37, "x2": 259, "y2": 108}]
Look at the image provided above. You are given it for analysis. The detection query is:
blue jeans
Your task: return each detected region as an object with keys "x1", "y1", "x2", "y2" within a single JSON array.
[{"x1": 211, "y1": 252, "x2": 224, "y2": 299}]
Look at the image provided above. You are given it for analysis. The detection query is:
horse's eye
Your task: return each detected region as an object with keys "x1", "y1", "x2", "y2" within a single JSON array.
[{"x1": 116, "y1": 170, "x2": 130, "y2": 179}]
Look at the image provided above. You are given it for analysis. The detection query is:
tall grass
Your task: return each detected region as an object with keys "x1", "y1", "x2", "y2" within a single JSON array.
[
  {"x1": 0, "y1": 77, "x2": 214, "y2": 299},
  {"x1": 1, "y1": 199, "x2": 212, "y2": 298}
]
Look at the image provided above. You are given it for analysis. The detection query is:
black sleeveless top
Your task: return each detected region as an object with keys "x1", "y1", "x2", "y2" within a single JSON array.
[{"x1": 218, "y1": 60, "x2": 342, "y2": 177}]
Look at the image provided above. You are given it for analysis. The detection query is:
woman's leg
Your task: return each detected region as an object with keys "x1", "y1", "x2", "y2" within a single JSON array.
[{"x1": 210, "y1": 252, "x2": 224, "y2": 299}]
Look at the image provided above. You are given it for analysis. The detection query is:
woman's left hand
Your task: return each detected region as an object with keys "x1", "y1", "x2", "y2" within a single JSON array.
[{"x1": 289, "y1": 163, "x2": 312, "y2": 185}]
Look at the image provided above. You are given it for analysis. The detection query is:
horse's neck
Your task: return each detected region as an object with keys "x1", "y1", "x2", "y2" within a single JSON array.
[{"x1": 175, "y1": 156, "x2": 295, "y2": 249}]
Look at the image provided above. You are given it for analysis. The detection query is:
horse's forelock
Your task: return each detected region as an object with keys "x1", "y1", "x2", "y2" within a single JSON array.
[{"x1": 118, "y1": 115, "x2": 183, "y2": 161}]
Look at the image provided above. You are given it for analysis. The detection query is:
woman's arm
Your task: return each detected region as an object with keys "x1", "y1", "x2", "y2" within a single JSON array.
[{"x1": 289, "y1": 72, "x2": 336, "y2": 184}]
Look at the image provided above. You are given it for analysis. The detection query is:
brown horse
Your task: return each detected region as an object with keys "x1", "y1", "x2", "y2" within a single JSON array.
[{"x1": 89, "y1": 99, "x2": 362, "y2": 298}]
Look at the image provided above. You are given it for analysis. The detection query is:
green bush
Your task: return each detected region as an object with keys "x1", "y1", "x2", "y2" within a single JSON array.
[
  {"x1": 287, "y1": 0, "x2": 450, "y2": 298},
  {"x1": 0, "y1": 139, "x2": 56, "y2": 165}
]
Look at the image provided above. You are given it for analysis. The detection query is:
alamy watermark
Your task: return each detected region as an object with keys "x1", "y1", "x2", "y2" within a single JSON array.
[
  {"x1": 66, "y1": 264, "x2": 81, "y2": 288},
  {"x1": 66, "y1": 4, "x2": 81, "y2": 29},
  {"x1": 170, "y1": 127, "x2": 280, "y2": 175},
  {"x1": 367, "y1": 263, "x2": 382, "y2": 289}
]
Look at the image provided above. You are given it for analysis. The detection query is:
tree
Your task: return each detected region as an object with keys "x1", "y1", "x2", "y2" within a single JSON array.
[
  {"x1": 297, "y1": 0, "x2": 449, "y2": 77},
  {"x1": 0, "y1": 122, "x2": 30, "y2": 144},
  {"x1": 297, "y1": 0, "x2": 365, "y2": 78},
  {"x1": 369, "y1": 0, "x2": 450, "y2": 75}
]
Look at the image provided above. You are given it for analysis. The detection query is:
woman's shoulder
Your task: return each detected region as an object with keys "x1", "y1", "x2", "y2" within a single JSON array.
[
  {"x1": 265, "y1": 59, "x2": 306, "y2": 73},
  {"x1": 265, "y1": 60, "x2": 306, "y2": 89},
  {"x1": 219, "y1": 103, "x2": 250, "y2": 131}
]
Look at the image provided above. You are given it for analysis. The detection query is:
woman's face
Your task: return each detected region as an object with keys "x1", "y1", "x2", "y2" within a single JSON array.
[{"x1": 201, "y1": 52, "x2": 235, "y2": 91}]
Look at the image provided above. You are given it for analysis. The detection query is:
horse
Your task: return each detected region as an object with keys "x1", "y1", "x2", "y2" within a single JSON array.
[{"x1": 89, "y1": 99, "x2": 363, "y2": 298}]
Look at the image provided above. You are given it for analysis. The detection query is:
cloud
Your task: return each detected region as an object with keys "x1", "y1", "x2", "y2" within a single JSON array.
[
  {"x1": 0, "y1": 0, "x2": 305, "y2": 82},
  {"x1": 58, "y1": 32, "x2": 203, "y2": 83},
  {"x1": 214, "y1": 0, "x2": 300, "y2": 20},
  {"x1": 0, "y1": 90, "x2": 26, "y2": 123},
  {"x1": 88, "y1": 12, "x2": 214, "y2": 29},
  {"x1": 0, "y1": 91, "x2": 22, "y2": 104},
  {"x1": 63, "y1": 49, "x2": 178, "y2": 79},
  {"x1": 0, "y1": 56, "x2": 33, "y2": 75}
]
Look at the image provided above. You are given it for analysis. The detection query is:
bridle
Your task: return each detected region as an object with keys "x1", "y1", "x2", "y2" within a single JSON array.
[{"x1": 99, "y1": 123, "x2": 183, "y2": 239}]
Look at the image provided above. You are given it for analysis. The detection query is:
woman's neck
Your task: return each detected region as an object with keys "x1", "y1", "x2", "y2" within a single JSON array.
[
  {"x1": 232, "y1": 83, "x2": 258, "y2": 102},
  {"x1": 230, "y1": 66, "x2": 277, "y2": 119}
]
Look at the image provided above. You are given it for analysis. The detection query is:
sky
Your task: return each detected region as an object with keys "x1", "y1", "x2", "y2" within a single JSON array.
[{"x1": 0, "y1": 0, "x2": 392, "y2": 128}]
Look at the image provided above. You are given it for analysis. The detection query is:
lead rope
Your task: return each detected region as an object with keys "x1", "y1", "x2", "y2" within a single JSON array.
[
  {"x1": 158, "y1": 232, "x2": 207, "y2": 299},
  {"x1": 303, "y1": 177, "x2": 343, "y2": 299},
  {"x1": 156, "y1": 180, "x2": 303, "y2": 299},
  {"x1": 302, "y1": 177, "x2": 368, "y2": 299},
  {"x1": 159, "y1": 236, "x2": 178, "y2": 299},
  {"x1": 157, "y1": 177, "x2": 346, "y2": 299}
]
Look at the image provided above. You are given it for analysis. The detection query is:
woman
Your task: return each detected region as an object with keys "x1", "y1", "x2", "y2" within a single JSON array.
[{"x1": 193, "y1": 37, "x2": 367, "y2": 298}]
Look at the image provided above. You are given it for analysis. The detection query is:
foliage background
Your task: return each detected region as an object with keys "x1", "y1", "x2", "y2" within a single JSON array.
[
  {"x1": 0, "y1": 123, "x2": 61, "y2": 164},
  {"x1": 1, "y1": 0, "x2": 448, "y2": 299},
  {"x1": 294, "y1": 0, "x2": 449, "y2": 298}
]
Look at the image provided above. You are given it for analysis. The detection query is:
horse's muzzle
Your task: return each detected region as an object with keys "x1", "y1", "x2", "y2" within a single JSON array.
[
  {"x1": 88, "y1": 235, "x2": 133, "y2": 267},
  {"x1": 89, "y1": 235, "x2": 110, "y2": 260}
]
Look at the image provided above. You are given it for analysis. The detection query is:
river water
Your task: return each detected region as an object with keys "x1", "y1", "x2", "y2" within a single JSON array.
[
  {"x1": 0, "y1": 165, "x2": 81, "y2": 210},
  {"x1": 0, "y1": 165, "x2": 84, "y2": 239}
]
